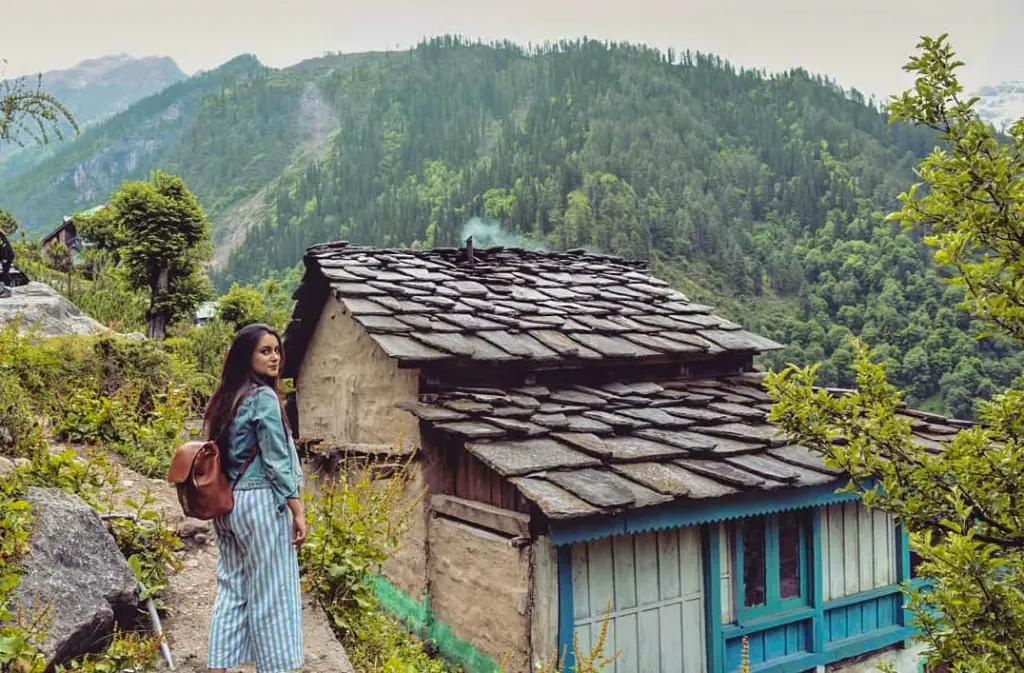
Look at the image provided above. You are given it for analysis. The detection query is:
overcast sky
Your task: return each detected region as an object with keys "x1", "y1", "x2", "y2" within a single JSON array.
[{"x1": 3, "y1": 0, "x2": 1020, "y2": 99}]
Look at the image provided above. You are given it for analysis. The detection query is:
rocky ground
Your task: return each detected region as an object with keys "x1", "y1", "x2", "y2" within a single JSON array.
[{"x1": 67, "y1": 444, "x2": 354, "y2": 673}]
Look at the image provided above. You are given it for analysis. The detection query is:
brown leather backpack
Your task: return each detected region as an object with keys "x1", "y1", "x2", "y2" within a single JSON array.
[{"x1": 166, "y1": 440, "x2": 258, "y2": 520}]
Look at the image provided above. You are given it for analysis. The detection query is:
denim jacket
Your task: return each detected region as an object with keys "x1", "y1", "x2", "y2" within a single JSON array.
[{"x1": 225, "y1": 384, "x2": 302, "y2": 511}]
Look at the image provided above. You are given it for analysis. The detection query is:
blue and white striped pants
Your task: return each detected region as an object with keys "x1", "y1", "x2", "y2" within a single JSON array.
[{"x1": 207, "y1": 489, "x2": 304, "y2": 673}]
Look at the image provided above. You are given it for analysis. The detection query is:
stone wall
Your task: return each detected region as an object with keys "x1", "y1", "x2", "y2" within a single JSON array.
[
  {"x1": 428, "y1": 516, "x2": 532, "y2": 672},
  {"x1": 295, "y1": 294, "x2": 428, "y2": 599}
]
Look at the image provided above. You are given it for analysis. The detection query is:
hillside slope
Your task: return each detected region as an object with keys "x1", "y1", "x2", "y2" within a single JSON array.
[
  {"x1": 5, "y1": 38, "x2": 1018, "y2": 418},
  {"x1": 0, "y1": 54, "x2": 186, "y2": 181},
  {"x1": 221, "y1": 38, "x2": 1016, "y2": 419},
  {"x1": 0, "y1": 54, "x2": 294, "y2": 233}
]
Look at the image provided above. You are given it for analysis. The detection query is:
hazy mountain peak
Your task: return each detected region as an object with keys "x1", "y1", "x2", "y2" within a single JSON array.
[
  {"x1": 973, "y1": 81, "x2": 1024, "y2": 131},
  {"x1": 8, "y1": 54, "x2": 186, "y2": 127}
]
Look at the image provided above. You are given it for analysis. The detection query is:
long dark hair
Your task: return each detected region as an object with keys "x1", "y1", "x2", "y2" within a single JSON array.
[{"x1": 203, "y1": 323, "x2": 287, "y2": 453}]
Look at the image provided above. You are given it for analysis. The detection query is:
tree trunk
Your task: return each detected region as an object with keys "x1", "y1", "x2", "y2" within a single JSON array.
[{"x1": 147, "y1": 266, "x2": 170, "y2": 340}]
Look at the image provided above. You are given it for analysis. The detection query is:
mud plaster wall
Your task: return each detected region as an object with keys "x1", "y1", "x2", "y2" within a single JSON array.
[
  {"x1": 429, "y1": 516, "x2": 532, "y2": 672},
  {"x1": 378, "y1": 464, "x2": 428, "y2": 600},
  {"x1": 295, "y1": 295, "x2": 427, "y2": 599},
  {"x1": 294, "y1": 295, "x2": 421, "y2": 448}
]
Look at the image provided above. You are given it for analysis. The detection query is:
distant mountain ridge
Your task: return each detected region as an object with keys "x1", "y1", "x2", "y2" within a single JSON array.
[
  {"x1": 19, "y1": 54, "x2": 186, "y2": 126},
  {"x1": 0, "y1": 50, "x2": 364, "y2": 243},
  {"x1": 974, "y1": 81, "x2": 1024, "y2": 131},
  {"x1": 0, "y1": 54, "x2": 186, "y2": 185}
]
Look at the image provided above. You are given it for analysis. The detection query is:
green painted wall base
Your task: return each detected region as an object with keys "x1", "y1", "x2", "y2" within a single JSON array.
[{"x1": 373, "y1": 575, "x2": 504, "y2": 673}]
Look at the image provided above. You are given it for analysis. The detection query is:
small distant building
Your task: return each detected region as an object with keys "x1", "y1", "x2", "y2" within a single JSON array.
[
  {"x1": 41, "y1": 217, "x2": 82, "y2": 253},
  {"x1": 195, "y1": 301, "x2": 218, "y2": 326},
  {"x1": 42, "y1": 205, "x2": 105, "y2": 254}
]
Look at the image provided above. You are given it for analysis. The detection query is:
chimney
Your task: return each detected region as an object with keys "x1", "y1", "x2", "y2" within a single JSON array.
[{"x1": 465, "y1": 236, "x2": 474, "y2": 264}]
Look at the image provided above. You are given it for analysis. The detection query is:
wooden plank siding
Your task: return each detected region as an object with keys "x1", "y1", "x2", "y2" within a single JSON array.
[
  {"x1": 557, "y1": 494, "x2": 918, "y2": 673},
  {"x1": 822, "y1": 502, "x2": 896, "y2": 602},
  {"x1": 454, "y1": 451, "x2": 532, "y2": 514},
  {"x1": 571, "y1": 528, "x2": 706, "y2": 673}
]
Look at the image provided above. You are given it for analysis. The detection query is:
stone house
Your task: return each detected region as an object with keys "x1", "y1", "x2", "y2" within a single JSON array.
[{"x1": 283, "y1": 240, "x2": 952, "y2": 673}]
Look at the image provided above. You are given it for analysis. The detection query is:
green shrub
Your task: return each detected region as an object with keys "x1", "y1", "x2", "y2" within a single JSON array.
[
  {"x1": 0, "y1": 368, "x2": 46, "y2": 459},
  {"x1": 0, "y1": 449, "x2": 182, "y2": 673},
  {"x1": 300, "y1": 456, "x2": 446, "y2": 671},
  {"x1": 301, "y1": 457, "x2": 419, "y2": 634},
  {"x1": 342, "y1": 608, "x2": 447, "y2": 673},
  {"x1": 56, "y1": 629, "x2": 160, "y2": 673}
]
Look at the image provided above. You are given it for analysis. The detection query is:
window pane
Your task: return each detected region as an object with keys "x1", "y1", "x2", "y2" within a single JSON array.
[
  {"x1": 779, "y1": 514, "x2": 802, "y2": 599},
  {"x1": 742, "y1": 519, "x2": 766, "y2": 607}
]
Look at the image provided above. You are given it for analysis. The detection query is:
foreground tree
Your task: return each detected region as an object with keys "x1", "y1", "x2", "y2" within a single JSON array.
[
  {"x1": 0, "y1": 61, "x2": 78, "y2": 145},
  {"x1": 110, "y1": 171, "x2": 212, "y2": 339},
  {"x1": 767, "y1": 35, "x2": 1024, "y2": 672}
]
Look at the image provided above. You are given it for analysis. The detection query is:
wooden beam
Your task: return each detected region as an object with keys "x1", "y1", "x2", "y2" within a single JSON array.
[{"x1": 430, "y1": 494, "x2": 531, "y2": 538}]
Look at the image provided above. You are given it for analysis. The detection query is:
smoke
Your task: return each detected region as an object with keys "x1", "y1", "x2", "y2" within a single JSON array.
[
  {"x1": 459, "y1": 217, "x2": 604, "y2": 255},
  {"x1": 460, "y1": 217, "x2": 548, "y2": 250}
]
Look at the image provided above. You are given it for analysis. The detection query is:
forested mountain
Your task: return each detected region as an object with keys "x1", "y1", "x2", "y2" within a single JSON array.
[
  {"x1": 0, "y1": 54, "x2": 185, "y2": 181},
  {"x1": 7, "y1": 37, "x2": 1021, "y2": 418},
  {"x1": 0, "y1": 54, "x2": 295, "y2": 233},
  {"x1": 222, "y1": 38, "x2": 1017, "y2": 419}
]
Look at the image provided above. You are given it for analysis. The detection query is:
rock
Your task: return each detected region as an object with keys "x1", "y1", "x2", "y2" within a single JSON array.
[
  {"x1": 0, "y1": 455, "x2": 14, "y2": 477},
  {"x1": 177, "y1": 519, "x2": 212, "y2": 540},
  {"x1": 7, "y1": 487, "x2": 140, "y2": 668},
  {"x1": 0, "y1": 282, "x2": 109, "y2": 337}
]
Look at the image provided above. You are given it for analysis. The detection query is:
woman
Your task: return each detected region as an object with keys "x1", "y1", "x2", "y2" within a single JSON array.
[{"x1": 203, "y1": 323, "x2": 306, "y2": 673}]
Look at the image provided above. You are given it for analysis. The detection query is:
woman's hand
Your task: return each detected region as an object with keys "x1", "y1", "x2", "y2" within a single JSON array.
[
  {"x1": 287, "y1": 497, "x2": 307, "y2": 546},
  {"x1": 292, "y1": 514, "x2": 307, "y2": 546}
]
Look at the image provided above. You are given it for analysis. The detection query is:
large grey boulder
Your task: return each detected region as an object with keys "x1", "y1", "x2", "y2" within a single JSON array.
[
  {"x1": 0, "y1": 282, "x2": 108, "y2": 337},
  {"x1": 8, "y1": 487, "x2": 140, "y2": 668}
]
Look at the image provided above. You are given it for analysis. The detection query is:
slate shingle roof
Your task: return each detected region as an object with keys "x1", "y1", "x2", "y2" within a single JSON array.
[
  {"x1": 401, "y1": 371, "x2": 970, "y2": 520},
  {"x1": 286, "y1": 241, "x2": 971, "y2": 521},
  {"x1": 286, "y1": 241, "x2": 783, "y2": 371}
]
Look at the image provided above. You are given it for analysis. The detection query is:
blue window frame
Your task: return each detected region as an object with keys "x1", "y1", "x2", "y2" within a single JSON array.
[{"x1": 732, "y1": 510, "x2": 810, "y2": 621}]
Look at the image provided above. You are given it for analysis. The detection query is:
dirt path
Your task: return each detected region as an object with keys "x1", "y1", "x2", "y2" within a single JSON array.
[{"x1": 77, "y1": 446, "x2": 354, "y2": 673}]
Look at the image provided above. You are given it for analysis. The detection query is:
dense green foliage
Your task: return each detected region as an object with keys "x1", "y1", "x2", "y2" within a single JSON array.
[
  {"x1": 0, "y1": 319, "x2": 197, "y2": 476},
  {"x1": 212, "y1": 37, "x2": 1014, "y2": 419},
  {"x1": 10, "y1": 37, "x2": 1023, "y2": 417},
  {"x1": 0, "y1": 323, "x2": 188, "y2": 672},
  {"x1": 768, "y1": 35, "x2": 1024, "y2": 673}
]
